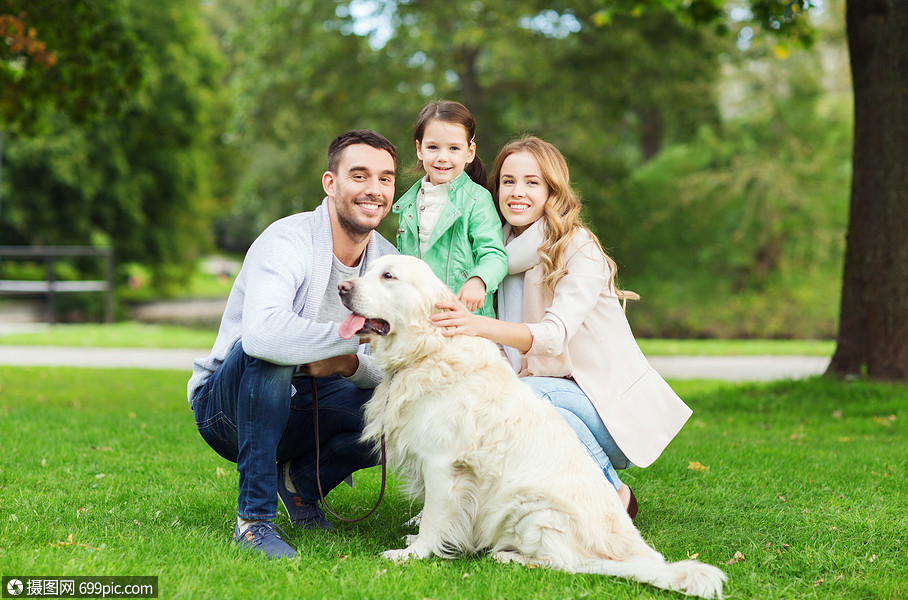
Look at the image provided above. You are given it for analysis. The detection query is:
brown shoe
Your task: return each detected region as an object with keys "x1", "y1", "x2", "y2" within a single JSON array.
[{"x1": 626, "y1": 487, "x2": 639, "y2": 520}]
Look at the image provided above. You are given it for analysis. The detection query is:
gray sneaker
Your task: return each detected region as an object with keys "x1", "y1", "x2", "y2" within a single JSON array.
[
  {"x1": 233, "y1": 521, "x2": 297, "y2": 559},
  {"x1": 276, "y1": 462, "x2": 335, "y2": 531}
]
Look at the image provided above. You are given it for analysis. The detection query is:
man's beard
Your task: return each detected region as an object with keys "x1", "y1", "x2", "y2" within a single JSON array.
[{"x1": 336, "y1": 196, "x2": 382, "y2": 240}]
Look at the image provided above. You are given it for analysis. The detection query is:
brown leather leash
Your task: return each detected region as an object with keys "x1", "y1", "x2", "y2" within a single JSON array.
[{"x1": 310, "y1": 376, "x2": 386, "y2": 522}]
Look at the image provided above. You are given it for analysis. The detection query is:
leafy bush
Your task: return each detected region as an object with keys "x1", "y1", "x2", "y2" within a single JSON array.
[{"x1": 586, "y1": 61, "x2": 851, "y2": 339}]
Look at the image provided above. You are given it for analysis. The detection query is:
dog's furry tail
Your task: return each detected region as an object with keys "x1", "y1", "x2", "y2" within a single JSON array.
[{"x1": 568, "y1": 557, "x2": 726, "y2": 599}]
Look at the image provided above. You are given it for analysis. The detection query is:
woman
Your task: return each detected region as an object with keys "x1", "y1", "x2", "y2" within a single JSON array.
[{"x1": 431, "y1": 136, "x2": 692, "y2": 519}]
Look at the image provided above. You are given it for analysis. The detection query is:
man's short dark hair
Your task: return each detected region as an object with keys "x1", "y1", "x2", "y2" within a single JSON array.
[{"x1": 327, "y1": 130, "x2": 398, "y2": 173}]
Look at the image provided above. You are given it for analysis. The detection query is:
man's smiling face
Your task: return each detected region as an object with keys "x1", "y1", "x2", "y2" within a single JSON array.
[{"x1": 325, "y1": 143, "x2": 396, "y2": 238}]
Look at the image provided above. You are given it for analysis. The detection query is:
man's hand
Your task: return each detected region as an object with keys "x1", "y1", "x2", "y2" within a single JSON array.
[
  {"x1": 297, "y1": 354, "x2": 359, "y2": 378},
  {"x1": 456, "y1": 276, "x2": 487, "y2": 312}
]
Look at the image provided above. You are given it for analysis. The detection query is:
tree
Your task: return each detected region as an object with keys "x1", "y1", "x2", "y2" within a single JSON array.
[
  {"x1": 592, "y1": 56, "x2": 851, "y2": 339},
  {"x1": 221, "y1": 0, "x2": 413, "y2": 243},
  {"x1": 0, "y1": 0, "x2": 142, "y2": 240},
  {"x1": 0, "y1": 0, "x2": 142, "y2": 129},
  {"x1": 1, "y1": 0, "x2": 227, "y2": 293},
  {"x1": 598, "y1": 0, "x2": 906, "y2": 386},
  {"x1": 223, "y1": 0, "x2": 720, "y2": 244},
  {"x1": 827, "y1": 1, "x2": 908, "y2": 381}
]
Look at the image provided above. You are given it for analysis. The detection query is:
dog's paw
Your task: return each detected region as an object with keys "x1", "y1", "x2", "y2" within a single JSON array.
[
  {"x1": 383, "y1": 548, "x2": 416, "y2": 563},
  {"x1": 383, "y1": 542, "x2": 435, "y2": 563},
  {"x1": 492, "y1": 551, "x2": 529, "y2": 566}
]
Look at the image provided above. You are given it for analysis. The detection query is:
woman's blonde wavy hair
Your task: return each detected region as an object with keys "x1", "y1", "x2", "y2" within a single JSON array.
[{"x1": 489, "y1": 136, "x2": 639, "y2": 302}]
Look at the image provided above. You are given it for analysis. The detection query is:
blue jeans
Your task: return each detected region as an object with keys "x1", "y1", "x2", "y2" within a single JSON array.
[
  {"x1": 522, "y1": 376, "x2": 633, "y2": 491},
  {"x1": 191, "y1": 343, "x2": 376, "y2": 520}
]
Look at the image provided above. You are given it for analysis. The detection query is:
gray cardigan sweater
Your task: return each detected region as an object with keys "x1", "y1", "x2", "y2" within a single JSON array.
[{"x1": 187, "y1": 198, "x2": 396, "y2": 403}]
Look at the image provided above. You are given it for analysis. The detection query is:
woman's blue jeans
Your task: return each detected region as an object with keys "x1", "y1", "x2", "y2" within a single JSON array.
[
  {"x1": 191, "y1": 343, "x2": 376, "y2": 520},
  {"x1": 522, "y1": 376, "x2": 633, "y2": 491}
]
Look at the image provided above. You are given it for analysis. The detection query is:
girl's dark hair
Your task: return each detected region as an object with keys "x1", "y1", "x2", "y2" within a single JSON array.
[{"x1": 413, "y1": 100, "x2": 487, "y2": 186}]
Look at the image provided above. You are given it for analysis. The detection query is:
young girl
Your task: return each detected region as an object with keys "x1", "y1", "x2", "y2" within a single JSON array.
[
  {"x1": 393, "y1": 100, "x2": 507, "y2": 317},
  {"x1": 431, "y1": 136, "x2": 692, "y2": 519}
]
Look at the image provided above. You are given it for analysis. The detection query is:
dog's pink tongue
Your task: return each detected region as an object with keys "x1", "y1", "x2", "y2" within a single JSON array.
[{"x1": 339, "y1": 313, "x2": 366, "y2": 339}]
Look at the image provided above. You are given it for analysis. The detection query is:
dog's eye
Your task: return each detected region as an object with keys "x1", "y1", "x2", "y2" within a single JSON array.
[{"x1": 382, "y1": 271, "x2": 396, "y2": 280}]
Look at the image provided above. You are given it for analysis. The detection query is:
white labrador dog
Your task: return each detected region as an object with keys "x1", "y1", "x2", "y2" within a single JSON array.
[{"x1": 338, "y1": 255, "x2": 726, "y2": 599}]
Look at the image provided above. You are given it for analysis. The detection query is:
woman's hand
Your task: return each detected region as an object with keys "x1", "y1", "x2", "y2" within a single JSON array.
[
  {"x1": 432, "y1": 297, "x2": 534, "y2": 352},
  {"x1": 431, "y1": 297, "x2": 487, "y2": 337}
]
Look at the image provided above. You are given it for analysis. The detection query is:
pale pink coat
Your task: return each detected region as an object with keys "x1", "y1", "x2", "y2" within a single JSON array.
[{"x1": 517, "y1": 228, "x2": 692, "y2": 468}]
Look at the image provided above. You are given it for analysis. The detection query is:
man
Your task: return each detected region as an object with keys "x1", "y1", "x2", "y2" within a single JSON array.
[{"x1": 187, "y1": 130, "x2": 398, "y2": 558}]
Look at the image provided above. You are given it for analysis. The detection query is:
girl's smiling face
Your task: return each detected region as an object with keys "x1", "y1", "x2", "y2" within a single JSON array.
[
  {"x1": 497, "y1": 151, "x2": 549, "y2": 235},
  {"x1": 416, "y1": 120, "x2": 476, "y2": 185}
]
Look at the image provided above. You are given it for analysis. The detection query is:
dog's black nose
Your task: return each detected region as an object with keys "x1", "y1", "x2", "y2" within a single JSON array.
[{"x1": 338, "y1": 281, "x2": 353, "y2": 297}]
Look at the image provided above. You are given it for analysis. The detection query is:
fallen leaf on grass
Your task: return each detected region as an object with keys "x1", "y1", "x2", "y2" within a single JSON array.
[
  {"x1": 76, "y1": 507, "x2": 87, "y2": 519},
  {"x1": 831, "y1": 410, "x2": 843, "y2": 419},
  {"x1": 52, "y1": 534, "x2": 102, "y2": 551},
  {"x1": 336, "y1": 554, "x2": 348, "y2": 561},
  {"x1": 814, "y1": 579, "x2": 823, "y2": 586},
  {"x1": 687, "y1": 461, "x2": 710, "y2": 472},
  {"x1": 872, "y1": 415, "x2": 896, "y2": 427},
  {"x1": 777, "y1": 495, "x2": 787, "y2": 502},
  {"x1": 687, "y1": 552, "x2": 700, "y2": 559},
  {"x1": 216, "y1": 467, "x2": 227, "y2": 479},
  {"x1": 90, "y1": 446, "x2": 113, "y2": 452},
  {"x1": 726, "y1": 551, "x2": 745, "y2": 565}
]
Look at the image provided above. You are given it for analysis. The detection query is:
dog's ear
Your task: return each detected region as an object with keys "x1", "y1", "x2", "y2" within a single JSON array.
[
  {"x1": 427, "y1": 277, "x2": 456, "y2": 311},
  {"x1": 408, "y1": 274, "x2": 454, "y2": 327}
]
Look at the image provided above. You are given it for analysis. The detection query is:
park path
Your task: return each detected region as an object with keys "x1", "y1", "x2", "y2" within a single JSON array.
[
  {"x1": 0, "y1": 345, "x2": 830, "y2": 382},
  {"x1": 0, "y1": 297, "x2": 831, "y2": 382}
]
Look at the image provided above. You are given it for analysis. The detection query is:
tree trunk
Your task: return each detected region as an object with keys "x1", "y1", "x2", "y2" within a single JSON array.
[
  {"x1": 828, "y1": 0, "x2": 908, "y2": 382},
  {"x1": 638, "y1": 107, "x2": 664, "y2": 162},
  {"x1": 0, "y1": 130, "x2": 4, "y2": 240},
  {"x1": 457, "y1": 46, "x2": 490, "y2": 147}
]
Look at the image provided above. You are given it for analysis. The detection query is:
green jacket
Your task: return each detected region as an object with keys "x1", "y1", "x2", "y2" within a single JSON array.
[{"x1": 393, "y1": 172, "x2": 508, "y2": 317}]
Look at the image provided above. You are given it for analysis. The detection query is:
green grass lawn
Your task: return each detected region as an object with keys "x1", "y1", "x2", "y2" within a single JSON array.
[
  {"x1": 0, "y1": 322, "x2": 835, "y2": 356},
  {"x1": 638, "y1": 338, "x2": 835, "y2": 357},
  {"x1": 0, "y1": 368, "x2": 904, "y2": 599},
  {"x1": 0, "y1": 323, "x2": 216, "y2": 349}
]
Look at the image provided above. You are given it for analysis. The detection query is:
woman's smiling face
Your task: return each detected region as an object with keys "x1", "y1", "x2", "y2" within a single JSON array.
[{"x1": 497, "y1": 150, "x2": 549, "y2": 235}]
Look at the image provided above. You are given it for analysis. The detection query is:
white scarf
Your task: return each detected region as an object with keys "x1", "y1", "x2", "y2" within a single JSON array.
[
  {"x1": 497, "y1": 219, "x2": 545, "y2": 372},
  {"x1": 417, "y1": 177, "x2": 450, "y2": 257}
]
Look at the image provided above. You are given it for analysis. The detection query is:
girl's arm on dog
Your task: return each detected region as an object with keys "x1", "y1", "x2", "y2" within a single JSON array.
[{"x1": 432, "y1": 298, "x2": 533, "y2": 352}]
